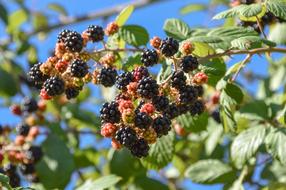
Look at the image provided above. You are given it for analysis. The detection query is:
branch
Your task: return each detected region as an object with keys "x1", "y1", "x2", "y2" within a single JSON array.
[{"x1": 230, "y1": 54, "x2": 252, "y2": 82}]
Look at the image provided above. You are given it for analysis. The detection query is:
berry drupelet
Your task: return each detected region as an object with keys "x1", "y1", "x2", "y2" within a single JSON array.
[
  {"x1": 85, "y1": 25, "x2": 104, "y2": 42},
  {"x1": 116, "y1": 72, "x2": 134, "y2": 90},
  {"x1": 189, "y1": 100, "x2": 205, "y2": 116},
  {"x1": 70, "y1": 59, "x2": 89, "y2": 78},
  {"x1": 152, "y1": 95, "x2": 169, "y2": 112},
  {"x1": 115, "y1": 127, "x2": 138, "y2": 148},
  {"x1": 57, "y1": 29, "x2": 72, "y2": 43},
  {"x1": 64, "y1": 30, "x2": 83, "y2": 52},
  {"x1": 152, "y1": 115, "x2": 171, "y2": 137},
  {"x1": 141, "y1": 49, "x2": 159, "y2": 67},
  {"x1": 22, "y1": 97, "x2": 38, "y2": 113},
  {"x1": 130, "y1": 138, "x2": 150, "y2": 158},
  {"x1": 16, "y1": 123, "x2": 30, "y2": 136},
  {"x1": 97, "y1": 67, "x2": 118, "y2": 87},
  {"x1": 160, "y1": 37, "x2": 179, "y2": 57},
  {"x1": 27, "y1": 63, "x2": 48, "y2": 88},
  {"x1": 65, "y1": 87, "x2": 80, "y2": 99},
  {"x1": 170, "y1": 71, "x2": 187, "y2": 90},
  {"x1": 100, "y1": 101, "x2": 121, "y2": 123},
  {"x1": 134, "y1": 112, "x2": 153, "y2": 129},
  {"x1": 137, "y1": 77, "x2": 159, "y2": 99},
  {"x1": 179, "y1": 85, "x2": 198, "y2": 104},
  {"x1": 179, "y1": 55, "x2": 199, "y2": 73},
  {"x1": 132, "y1": 66, "x2": 149, "y2": 82},
  {"x1": 43, "y1": 76, "x2": 65, "y2": 96}
]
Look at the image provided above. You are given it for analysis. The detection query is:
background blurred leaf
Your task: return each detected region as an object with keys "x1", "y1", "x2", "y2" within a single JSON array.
[
  {"x1": 180, "y1": 4, "x2": 207, "y2": 14},
  {"x1": 115, "y1": 5, "x2": 134, "y2": 26},
  {"x1": 76, "y1": 175, "x2": 121, "y2": 190}
]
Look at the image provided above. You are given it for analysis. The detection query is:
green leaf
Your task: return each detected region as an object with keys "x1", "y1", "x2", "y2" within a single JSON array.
[
  {"x1": 141, "y1": 131, "x2": 175, "y2": 170},
  {"x1": 123, "y1": 53, "x2": 141, "y2": 71},
  {"x1": 205, "y1": 121, "x2": 223, "y2": 156},
  {"x1": 213, "y1": 5, "x2": 242, "y2": 19},
  {"x1": 265, "y1": 127, "x2": 286, "y2": 165},
  {"x1": 119, "y1": 25, "x2": 149, "y2": 46},
  {"x1": 163, "y1": 18, "x2": 191, "y2": 40},
  {"x1": 231, "y1": 125, "x2": 266, "y2": 168},
  {"x1": 36, "y1": 134, "x2": 75, "y2": 189},
  {"x1": 269, "y1": 23, "x2": 286, "y2": 45},
  {"x1": 132, "y1": 176, "x2": 169, "y2": 190},
  {"x1": 231, "y1": 36, "x2": 276, "y2": 49},
  {"x1": 74, "y1": 148, "x2": 99, "y2": 169},
  {"x1": 7, "y1": 9, "x2": 28, "y2": 33},
  {"x1": 180, "y1": 4, "x2": 207, "y2": 14},
  {"x1": 266, "y1": 0, "x2": 286, "y2": 20},
  {"x1": 0, "y1": 3, "x2": 8, "y2": 24},
  {"x1": 185, "y1": 159, "x2": 235, "y2": 184},
  {"x1": 177, "y1": 112, "x2": 208, "y2": 133},
  {"x1": 33, "y1": 12, "x2": 48, "y2": 30},
  {"x1": 115, "y1": 5, "x2": 134, "y2": 26},
  {"x1": 76, "y1": 175, "x2": 121, "y2": 190},
  {"x1": 192, "y1": 42, "x2": 215, "y2": 57},
  {"x1": 239, "y1": 100, "x2": 269, "y2": 120},
  {"x1": 0, "y1": 65, "x2": 18, "y2": 97},
  {"x1": 48, "y1": 3, "x2": 68, "y2": 16}
]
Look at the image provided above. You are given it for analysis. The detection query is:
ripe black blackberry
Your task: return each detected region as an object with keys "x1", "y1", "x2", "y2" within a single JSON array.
[
  {"x1": 241, "y1": 0, "x2": 255, "y2": 4},
  {"x1": 65, "y1": 87, "x2": 80, "y2": 99},
  {"x1": 26, "y1": 146, "x2": 43, "y2": 163},
  {"x1": 132, "y1": 66, "x2": 149, "y2": 81},
  {"x1": 71, "y1": 59, "x2": 89, "y2": 78},
  {"x1": 261, "y1": 12, "x2": 276, "y2": 24},
  {"x1": 116, "y1": 72, "x2": 134, "y2": 90},
  {"x1": 64, "y1": 30, "x2": 83, "y2": 52},
  {"x1": 170, "y1": 71, "x2": 187, "y2": 90},
  {"x1": 130, "y1": 138, "x2": 149, "y2": 158},
  {"x1": 178, "y1": 103, "x2": 192, "y2": 115},
  {"x1": 160, "y1": 37, "x2": 179, "y2": 57},
  {"x1": 20, "y1": 163, "x2": 35, "y2": 175},
  {"x1": 179, "y1": 55, "x2": 199, "y2": 73},
  {"x1": 57, "y1": 29, "x2": 72, "y2": 43},
  {"x1": 115, "y1": 127, "x2": 138, "y2": 148},
  {"x1": 211, "y1": 109, "x2": 221, "y2": 123},
  {"x1": 140, "y1": 49, "x2": 159, "y2": 67},
  {"x1": 16, "y1": 123, "x2": 30, "y2": 136},
  {"x1": 164, "y1": 103, "x2": 180, "y2": 119},
  {"x1": 86, "y1": 25, "x2": 104, "y2": 42},
  {"x1": 134, "y1": 112, "x2": 153, "y2": 129},
  {"x1": 3, "y1": 164, "x2": 17, "y2": 175},
  {"x1": 100, "y1": 101, "x2": 121, "y2": 123},
  {"x1": 43, "y1": 76, "x2": 65, "y2": 96},
  {"x1": 137, "y1": 77, "x2": 159, "y2": 99},
  {"x1": 152, "y1": 115, "x2": 171, "y2": 137},
  {"x1": 28, "y1": 63, "x2": 48, "y2": 88},
  {"x1": 22, "y1": 97, "x2": 38, "y2": 113},
  {"x1": 179, "y1": 85, "x2": 198, "y2": 104},
  {"x1": 152, "y1": 95, "x2": 169, "y2": 112},
  {"x1": 9, "y1": 172, "x2": 20, "y2": 188},
  {"x1": 190, "y1": 100, "x2": 205, "y2": 116},
  {"x1": 97, "y1": 67, "x2": 117, "y2": 87},
  {"x1": 194, "y1": 85, "x2": 204, "y2": 97}
]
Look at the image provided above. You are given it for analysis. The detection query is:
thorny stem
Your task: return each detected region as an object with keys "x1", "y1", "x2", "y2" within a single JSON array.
[
  {"x1": 230, "y1": 54, "x2": 252, "y2": 82},
  {"x1": 256, "y1": 16, "x2": 267, "y2": 39}
]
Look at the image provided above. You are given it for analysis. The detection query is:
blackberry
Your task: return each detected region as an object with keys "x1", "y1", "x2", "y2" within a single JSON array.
[
  {"x1": 179, "y1": 55, "x2": 199, "y2": 73},
  {"x1": 43, "y1": 76, "x2": 65, "y2": 96},
  {"x1": 194, "y1": 85, "x2": 204, "y2": 97},
  {"x1": 211, "y1": 109, "x2": 221, "y2": 123},
  {"x1": 86, "y1": 25, "x2": 104, "y2": 42},
  {"x1": 152, "y1": 115, "x2": 171, "y2": 137},
  {"x1": 100, "y1": 101, "x2": 121, "y2": 123},
  {"x1": 152, "y1": 95, "x2": 169, "y2": 112},
  {"x1": 116, "y1": 72, "x2": 134, "y2": 90},
  {"x1": 132, "y1": 66, "x2": 149, "y2": 81},
  {"x1": 22, "y1": 97, "x2": 38, "y2": 113},
  {"x1": 179, "y1": 85, "x2": 198, "y2": 104},
  {"x1": 130, "y1": 138, "x2": 149, "y2": 158},
  {"x1": 27, "y1": 63, "x2": 48, "y2": 88},
  {"x1": 178, "y1": 104, "x2": 192, "y2": 115},
  {"x1": 9, "y1": 173, "x2": 20, "y2": 188},
  {"x1": 140, "y1": 49, "x2": 159, "y2": 67},
  {"x1": 0, "y1": 125, "x2": 3, "y2": 135},
  {"x1": 57, "y1": 29, "x2": 72, "y2": 43},
  {"x1": 65, "y1": 87, "x2": 80, "y2": 99},
  {"x1": 64, "y1": 31, "x2": 83, "y2": 52},
  {"x1": 241, "y1": 0, "x2": 255, "y2": 4},
  {"x1": 71, "y1": 59, "x2": 89, "y2": 78},
  {"x1": 3, "y1": 164, "x2": 17, "y2": 175},
  {"x1": 261, "y1": 12, "x2": 276, "y2": 24},
  {"x1": 164, "y1": 103, "x2": 180, "y2": 119},
  {"x1": 115, "y1": 127, "x2": 138, "y2": 148},
  {"x1": 170, "y1": 71, "x2": 187, "y2": 90},
  {"x1": 134, "y1": 112, "x2": 153, "y2": 129},
  {"x1": 137, "y1": 77, "x2": 159, "y2": 99},
  {"x1": 20, "y1": 163, "x2": 35, "y2": 175},
  {"x1": 26, "y1": 146, "x2": 43, "y2": 163},
  {"x1": 190, "y1": 100, "x2": 205, "y2": 116},
  {"x1": 160, "y1": 37, "x2": 179, "y2": 57},
  {"x1": 97, "y1": 67, "x2": 117, "y2": 87},
  {"x1": 16, "y1": 123, "x2": 30, "y2": 136}
]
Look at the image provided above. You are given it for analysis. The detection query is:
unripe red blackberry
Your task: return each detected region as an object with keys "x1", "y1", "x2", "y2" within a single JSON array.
[
  {"x1": 26, "y1": 146, "x2": 43, "y2": 163},
  {"x1": 132, "y1": 66, "x2": 149, "y2": 82},
  {"x1": 101, "y1": 123, "x2": 117, "y2": 138},
  {"x1": 71, "y1": 59, "x2": 89, "y2": 78},
  {"x1": 150, "y1": 36, "x2": 162, "y2": 49},
  {"x1": 20, "y1": 163, "x2": 35, "y2": 175},
  {"x1": 57, "y1": 29, "x2": 72, "y2": 43},
  {"x1": 43, "y1": 76, "x2": 65, "y2": 96},
  {"x1": 64, "y1": 30, "x2": 83, "y2": 52},
  {"x1": 130, "y1": 138, "x2": 149, "y2": 158},
  {"x1": 211, "y1": 91, "x2": 220, "y2": 105},
  {"x1": 16, "y1": 123, "x2": 30, "y2": 136},
  {"x1": 134, "y1": 112, "x2": 153, "y2": 129},
  {"x1": 181, "y1": 41, "x2": 194, "y2": 55},
  {"x1": 22, "y1": 97, "x2": 38, "y2": 113},
  {"x1": 170, "y1": 71, "x2": 187, "y2": 90},
  {"x1": 85, "y1": 25, "x2": 104, "y2": 42},
  {"x1": 118, "y1": 100, "x2": 134, "y2": 113},
  {"x1": 55, "y1": 60, "x2": 69, "y2": 73},
  {"x1": 179, "y1": 55, "x2": 199, "y2": 73},
  {"x1": 141, "y1": 49, "x2": 159, "y2": 67},
  {"x1": 100, "y1": 101, "x2": 121, "y2": 123},
  {"x1": 111, "y1": 138, "x2": 122, "y2": 150},
  {"x1": 152, "y1": 115, "x2": 171, "y2": 137},
  {"x1": 99, "y1": 53, "x2": 116, "y2": 67},
  {"x1": 190, "y1": 100, "x2": 205, "y2": 116},
  {"x1": 28, "y1": 126, "x2": 40, "y2": 138},
  {"x1": 97, "y1": 67, "x2": 117, "y2": 87},
  {"x1": 164, "y1": 103, "x2": 180, "y2": 119},
  {"x1": 105, "y1": 22, "x2": 119, "y2": 36},
  {"x1": 179, "y1": 85, "x2": 198, "y2": 104},
  {"x1": 160, "y1": 37, "x2": 179, "y2": 57},
  {"x1": 194, "y1": 85, "x2": 204, "y2": 97},
  {"x1": 152, "y1": 95, "x2": 169, "y2": 112},
  {"x1": 15, "y1": 135, "x2": 25, "y2": 146},
  {"x1": 174, "y1": 123, "x2": 186, "y2": 136},
  {"x1": 10, "y1": 104, "x2": 22, "y2": 116},
  {"x1": 28, "y1": 63, "x2": 48, "y2": 88},
  {"x1": 127, "y1": 82, "x2": 138, "y2": 97},
  {"x1": 65, "y1": 87, "x2": 80, "y2": 99},
  {"x1": 116, "y1": 72, "x2": 134, "y2": 90},
  {"x1": 140, "y1": 103, "x2": 155, "y2": 115},
  {"x1": 137, "y1": 76, "x2": 159, "y2": 99},
  {"x1": 40, "y1": 88, "x2": 52, "y2": 100},
  {"x1": 192, "y1": 72, "x2": 208, "y2": 85},
  {"x1": 115, "y1": 127, "x2": 138, "y2": 148}
]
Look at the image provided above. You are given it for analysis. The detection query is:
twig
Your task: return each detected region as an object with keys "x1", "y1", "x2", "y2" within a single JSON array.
[
  {"x1": 92, "y1": 47, "x2": 144, "y2": 55},
  {"x1": 230, "y1": 54, "x2": 252, "y2": 82},
  {"x1": 256, "y1": 16, "x2": 267, "y2": 39}
]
